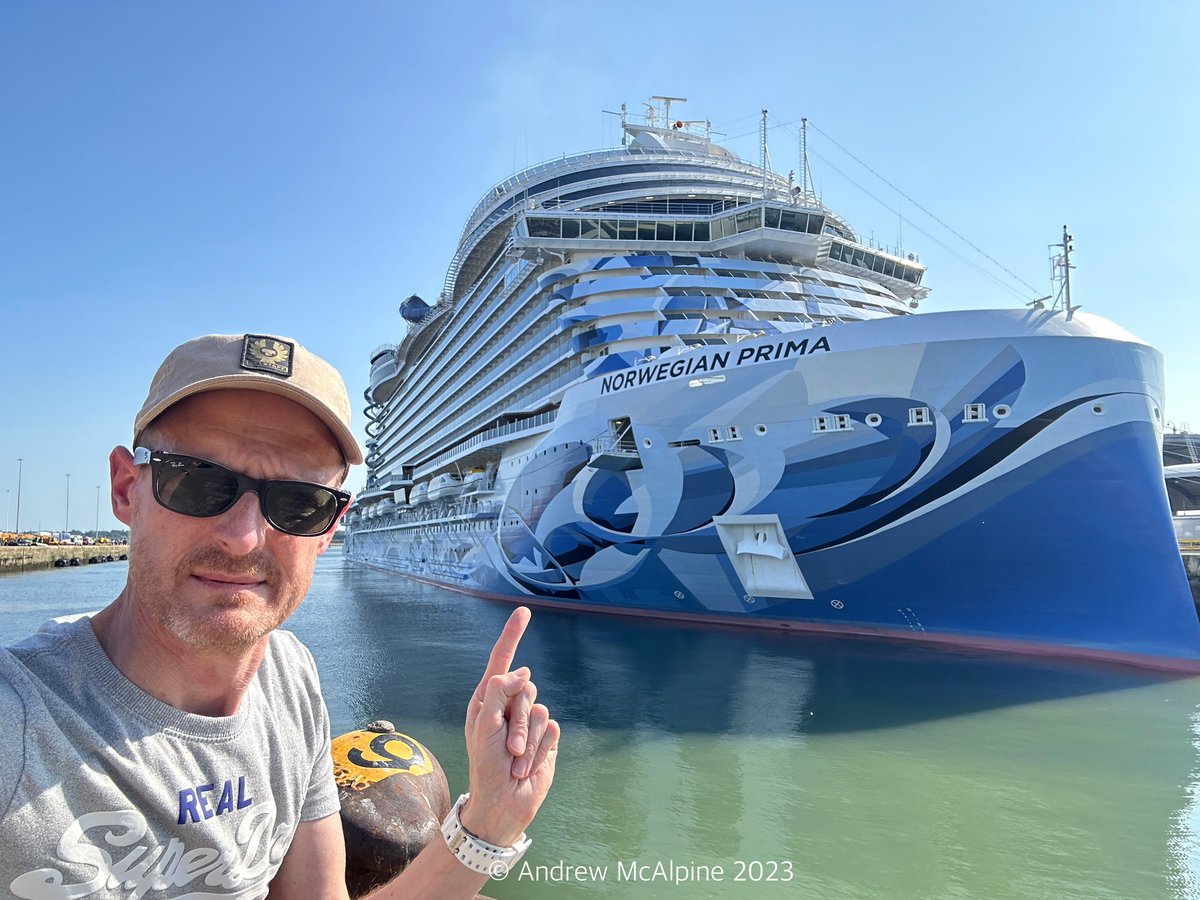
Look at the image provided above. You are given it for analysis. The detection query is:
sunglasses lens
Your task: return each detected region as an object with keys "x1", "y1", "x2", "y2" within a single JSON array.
[
  {"x1": 155, "y1": 458, "x2": 240, "y2": 516},
  {"x1": 264, "y1": 482, "x2": 341, "y2": 536},
  {"x1": 145, "y1": 451, "x2": 344, "y2": 536}
]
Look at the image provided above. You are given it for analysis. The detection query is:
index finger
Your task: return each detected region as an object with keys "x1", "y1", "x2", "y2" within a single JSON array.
[{"x1": 475, "y1": 606, "x2": 531, "y2": 692}]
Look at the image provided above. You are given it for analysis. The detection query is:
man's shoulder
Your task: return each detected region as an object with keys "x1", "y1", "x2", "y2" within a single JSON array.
[
  {"x1": 259, "y1": 628, "x2": 322, "y2": 694},
  {"x1": 2, "y1": 615, "x2": 93, "y2": 686},
  {"x1": 266, "y1": 627, "x2": 314, "y2": 665},
  {"x1": 5, "y1": 613, "x2": 94, "y2": 657},
  {"x1": 0, "y1": 661, "x2": 24, "y2": 717}
]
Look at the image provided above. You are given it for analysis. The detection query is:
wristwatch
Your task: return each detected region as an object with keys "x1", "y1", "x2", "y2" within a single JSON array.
[{"x1": 440, "y1": 793, "x2": 532, "y2": 876}]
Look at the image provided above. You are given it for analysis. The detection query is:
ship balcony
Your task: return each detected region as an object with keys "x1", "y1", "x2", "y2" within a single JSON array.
[
  {"x1": 588, "y1": 433, "x2": 643, "y2": 471},
  {"x1": 367, "y1": 348, "x2": 405, "y2": 403}
]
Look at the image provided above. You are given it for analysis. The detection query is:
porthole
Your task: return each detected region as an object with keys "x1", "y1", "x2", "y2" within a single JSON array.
[
  {"x1": 755, "y1": 423, "x2": 768, "y2": 435},
  {"x1": 865, "y1": 413, "x2": 883, "y2": 427},
  {"x1": 1092, "y1": 403, "x2": 1106, "y2": 415},
  {"x1": 643, "y1": 438, "x2": 652, "y2": 448},
  {"x1": 993, "y1": 405, "x2": 1011, "y2": 419},
  {"x1": 1154, "y1": 407, "x2": 1161, "y2": 421}
]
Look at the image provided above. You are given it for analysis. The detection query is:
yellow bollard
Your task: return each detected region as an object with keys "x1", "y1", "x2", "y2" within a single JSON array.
[{"x1": 332, "y1": 720, "x2": 451, "y2": 898}]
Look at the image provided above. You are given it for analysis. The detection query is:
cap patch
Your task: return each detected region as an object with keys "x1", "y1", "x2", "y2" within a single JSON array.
[{"x1": 241, "y1": 335, "x2": 294, "y2": 377}]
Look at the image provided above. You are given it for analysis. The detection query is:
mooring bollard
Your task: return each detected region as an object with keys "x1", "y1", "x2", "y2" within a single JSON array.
[{"x1": 332, "y1": 720, "x2": 452, "y2": 898}]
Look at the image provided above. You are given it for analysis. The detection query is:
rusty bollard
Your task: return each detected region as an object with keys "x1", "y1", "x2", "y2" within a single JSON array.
[{"x1": 332, "y1": 720, "x2": 452, "y2": 898}]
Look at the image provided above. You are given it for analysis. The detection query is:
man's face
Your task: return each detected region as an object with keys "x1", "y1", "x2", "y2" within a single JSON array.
[{"x1": 113, "y1": 389, "x2": 346, "y2": 652}]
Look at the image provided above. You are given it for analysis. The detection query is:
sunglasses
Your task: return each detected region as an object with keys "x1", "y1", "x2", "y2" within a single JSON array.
[{"x1": 133, "y1": 447, "x2": 350, "y2": 537}]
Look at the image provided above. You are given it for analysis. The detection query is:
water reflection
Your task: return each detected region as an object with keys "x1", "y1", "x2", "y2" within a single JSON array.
[
  {"x1": 5, "y1": 557, "x2": 1200, "y2": 897},
  {"x1": 290, "y1": 559, "x2": 1200, "y2": 898},
  {"x1": 296, "y1": 559, "x2": 1177, "y2": 739}
]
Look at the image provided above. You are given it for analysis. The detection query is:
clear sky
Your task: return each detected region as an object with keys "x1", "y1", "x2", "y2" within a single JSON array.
[{"x1": 2, "y1": 1, "x2": 1197, "y2": 535}]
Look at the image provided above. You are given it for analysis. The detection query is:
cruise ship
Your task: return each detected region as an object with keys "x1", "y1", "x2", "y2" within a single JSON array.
[{"x1": 344, "y1": 99, "x2": 1200, "y2": 668}]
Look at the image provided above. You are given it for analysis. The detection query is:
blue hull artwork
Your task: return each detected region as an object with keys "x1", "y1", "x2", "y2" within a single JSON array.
[{"x1": 347, "y1": 308, "x2": 1200, "y2": 667}]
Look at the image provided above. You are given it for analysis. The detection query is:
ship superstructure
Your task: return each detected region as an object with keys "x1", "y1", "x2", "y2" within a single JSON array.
[{"x1": 345, "y1": 99, "x2": 1200, "y2": 668}]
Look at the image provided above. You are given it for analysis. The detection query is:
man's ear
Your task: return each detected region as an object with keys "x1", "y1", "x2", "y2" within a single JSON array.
[{"x1": 110, "y1": 447, "x2": 138, "y2": 527}]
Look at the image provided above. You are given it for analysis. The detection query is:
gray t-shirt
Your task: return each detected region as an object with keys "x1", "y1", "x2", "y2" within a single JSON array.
[{"x1": 0, "y1": 616, "x2": 340, "y2": 899}]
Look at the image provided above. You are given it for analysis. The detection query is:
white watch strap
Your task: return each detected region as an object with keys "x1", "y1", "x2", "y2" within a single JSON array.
[{"x1": 440, "y1": 793, "x2": 532, "y2": 876}]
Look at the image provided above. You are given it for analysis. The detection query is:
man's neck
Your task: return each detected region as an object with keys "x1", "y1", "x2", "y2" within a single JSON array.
[{"x1": 91, "y1": 591, "x2": 269, "y2": 717}]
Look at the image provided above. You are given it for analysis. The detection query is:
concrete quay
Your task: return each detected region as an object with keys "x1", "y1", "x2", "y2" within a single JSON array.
[{"x1": 0, "y1": 544, "x2": 129, "y2": 574}]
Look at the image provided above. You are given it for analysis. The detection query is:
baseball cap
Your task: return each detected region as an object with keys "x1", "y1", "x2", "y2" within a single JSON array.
[{"x1": 134, "y1": 333, "x2": 364, "y2": 466}]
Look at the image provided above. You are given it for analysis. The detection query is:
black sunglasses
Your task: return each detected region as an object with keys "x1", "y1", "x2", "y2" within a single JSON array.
[{"x1": 133, "y1": 448, "x2": 350, "y2": 537}]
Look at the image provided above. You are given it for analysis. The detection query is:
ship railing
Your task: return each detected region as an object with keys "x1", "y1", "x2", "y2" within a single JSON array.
[
  {"x1": 461, "y1": 173, "x2": 786, "y2": 259},
  {"x1": 591, "y1": 432, "x2": 640, "y2": 458},
  {"x1": 351, "y1": 499, "x2": 503, "y2": 534},
  {"x1": 406, "y1": 295, "x2": 455, "y2": 340},
  {"x1": 456, "y1": 147, "x2": 792, "y2": 251},
  {"x1": 421, "y1": 410, "x2": 557, "y2": 472},
  {"x1": 398, "y1": 261, "x2": 545, "y2": 426},
  {"x1": 443, "y1": 231, "x2": 517, "y2": 304},
  {"x1": 370, "y1": 342, "x2": 397, "y2": 361},
  {"x1": 411, "y1": 361, "x2": 579, "y2": 473}
]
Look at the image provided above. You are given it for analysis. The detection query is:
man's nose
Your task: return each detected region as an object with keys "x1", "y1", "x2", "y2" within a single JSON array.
[{"x1": 211, "y1": 491, "x2": 269, "y2": 552}]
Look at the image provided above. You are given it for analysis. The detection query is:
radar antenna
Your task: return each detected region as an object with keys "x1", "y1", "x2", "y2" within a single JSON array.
[{"x1": 651, "y1": 95, "x2": 688, "y2": 129}]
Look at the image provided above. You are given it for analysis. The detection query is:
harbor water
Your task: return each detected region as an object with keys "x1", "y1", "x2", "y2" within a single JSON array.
[{"x1": 3, "y1": 556, "x2": 1200, "y2": 899}]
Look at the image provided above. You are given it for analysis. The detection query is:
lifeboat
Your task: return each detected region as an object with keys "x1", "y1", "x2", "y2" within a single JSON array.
[{"x1": 427, "y1": 473, "x2": 464, "y2": 502}]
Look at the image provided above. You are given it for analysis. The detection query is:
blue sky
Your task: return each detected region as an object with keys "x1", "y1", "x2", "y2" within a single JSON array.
[{"x1": 1, "y1": 1, "x2": 1197, "y2": 534}]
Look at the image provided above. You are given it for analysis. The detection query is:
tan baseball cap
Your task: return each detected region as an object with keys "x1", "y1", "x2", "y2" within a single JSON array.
[{"x1": 134, "y1": 333, "x2": 364, "y2": 466}]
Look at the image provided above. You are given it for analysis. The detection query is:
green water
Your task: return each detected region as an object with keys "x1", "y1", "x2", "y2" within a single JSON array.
[{"x1": 3, "y1": 557, "x2": 1199, "y2": 898}]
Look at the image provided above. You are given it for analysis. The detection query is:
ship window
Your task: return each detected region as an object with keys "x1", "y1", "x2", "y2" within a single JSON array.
[
  {"x1": 580, "y1": 219, "x2": 599, "y2": 240},
  {"x1": 765, "y1": 208, "x2": 781, "y2": 228},
  {"x1": 736, "y1": 209, "x2": 760, "y2": 233},
  {"x1": 813, "y1": 415, "x2": 853, "y2": 433},
  {"x1": 600, "y1": 219, "x2": 619, "y2": 240},
  {"x1": 639, "y1": 221, "x2": 657, "y2": 241},
  {"x1": 963, "y1": 403, "x2": 987, "y2": 423},
  {"x1": 779, "y1": 210, "x2": 802, "y2": 232},
  {"x1": 618, "y1": 220, "x2": 637, "y2": 239},
  {"x1": 561, "y1": 218, "x2": 580, "y2": 239},
  {"x1": 674, "y1": 221, "x2": 693, "y2": 241},
  {"x1": 806, "y1": 215, "x2": 824, "y2": 234},
  {"x1": 656, "y1": 221, "x2": 674, "y2": 240},
  {"x1": 709, "y1": 427, "x2": 723, "y2": 442},
  {"x1": 693, "y1": 222, "x2": 710, "y2": 240},
  {"x1": 908, "y1": 406, "x2": 933, "y2": 426},
  {"x1": 726, "y1": 425, "x2": 741, "y2": 441},
  {"x1": 883, "y1": 259, "x2": 896, "y2": 277},
  {"x1": 528, "y1": 217, "x2": 560, "y2": 238}
]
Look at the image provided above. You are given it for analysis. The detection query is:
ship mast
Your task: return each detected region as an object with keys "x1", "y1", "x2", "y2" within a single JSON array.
[
  {"x1": 760, "y1": 109, "x2": 770, "y2": 195},
  {"x1": 800, "y1": 117, "x2": 812, "y2": 197},
  {"x1": 1050, "y1": 226, "x2": 1079, "y2": 317}
]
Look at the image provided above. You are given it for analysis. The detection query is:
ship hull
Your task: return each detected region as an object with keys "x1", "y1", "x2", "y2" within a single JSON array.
[{"x1": 346, "y1": 308, "x2": 1200, "y2": 665}]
